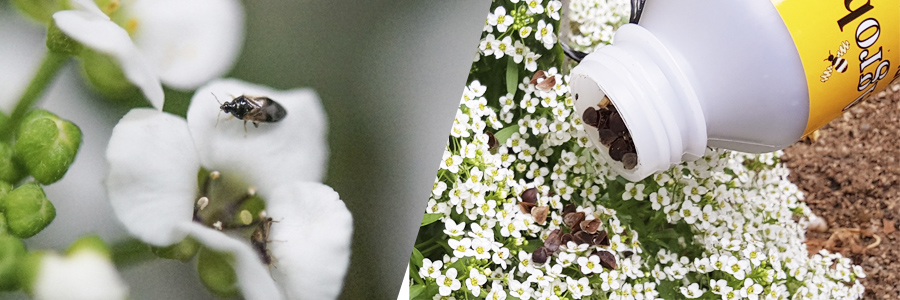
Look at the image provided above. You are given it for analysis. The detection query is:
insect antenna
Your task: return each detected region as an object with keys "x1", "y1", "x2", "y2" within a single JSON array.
[{"x1": 212, "y1": 93, "x2": 224, "y2": 127}]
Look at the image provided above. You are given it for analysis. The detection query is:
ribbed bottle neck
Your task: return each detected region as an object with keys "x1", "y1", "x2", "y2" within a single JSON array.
[{"x1": 571, "y1": 25, "x2": 706, "y2": 181}]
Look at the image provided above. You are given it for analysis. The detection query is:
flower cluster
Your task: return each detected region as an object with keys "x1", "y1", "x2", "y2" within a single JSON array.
[
  {"x1": 567, "y1": 0, "x2": 629, "y2": 52},
  {"x1": 407, "y1": 1, "x2": 865, "y2": 300}
]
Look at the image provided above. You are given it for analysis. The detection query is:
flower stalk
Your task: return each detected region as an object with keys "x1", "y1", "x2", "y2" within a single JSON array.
[{"x1": 1, "y1": 52, "x2": 68, "y2": 141}]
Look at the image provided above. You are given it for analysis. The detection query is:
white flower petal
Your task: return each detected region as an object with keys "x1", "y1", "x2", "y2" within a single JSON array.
[
  {"x1": 179, "y1": 222, "x2": 283, "y2": 300},
  {"x1": 265, "y1": 182, "x2": 352, "y2": 300},
  {"x1": 34, "y1": 251, "x2": 129, "y2": 300},
  {"x1": 128, "y1": 0, "x2": 244, "y2": 90},
  {"x1": 106, "y1": 109, "x2": 199, "y2": 245},
  {"x1": 53, "y1": 7, "x2": 164, "y2": 109},
  {"x1": 68, "y1": 0, "x2": 108, "y2": 18},
  {"x1": 187, "y1": 79, "x2": 328, "y2": 192}
]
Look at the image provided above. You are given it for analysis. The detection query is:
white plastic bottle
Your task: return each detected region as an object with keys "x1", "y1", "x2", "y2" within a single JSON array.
[{"x1": 570, "y1": 0, "x2": 899, "y2": 181}]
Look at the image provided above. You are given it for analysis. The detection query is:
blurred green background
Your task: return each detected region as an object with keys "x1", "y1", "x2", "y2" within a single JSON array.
[
  {"x1": 235, "y1": 1, "x2": 489, "y2": 299},
  {"x1": 226, "y1": 1, "x2": 491, "y2": 299},
  {"x1": 1, "y1": 0, "x2": 490, "y2": 299}
]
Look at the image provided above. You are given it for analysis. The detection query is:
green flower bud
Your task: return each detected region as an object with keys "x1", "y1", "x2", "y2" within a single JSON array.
[
  {"x1": 66, "y1": 234, "x2": 111, "y2": 259},
  {"x1": 0, "y1": 142, "x2": 27, "y2": 184},
  {"x1": 0, "y1": 213, "x2": 8, "y2": 236},
  {"x1": 11, "y1": 0, "x2": 67, "y2": 23},
  {"x1": 0, "y1": 110, "x2": 9, "y2": 136},
  {"x1": 79, "y1": 49, "x2": 147, "y2": 106},
  {"x1": 46, "y1": 21, "x2": 82, "y2": 56},
  {"x1": 197, "y1": 247, "x2": 240, "y2": 298},
  {"x1": 0, "y1": 178, "x2": 14, "y2": 197},
  {"x1": 151, "y1": 236, "x2": 200, "y2": 263},
  {"x1": 0, "y1": 235, "x2": 26, "y2": 291},
  {"x1": 0, "y1": 183, "x2": 56, "y2": 238},
  {"x1": 15, "y1": 251, "x2": 45, "y2": 294},
  {"x1": 0, "y1": 181, "x2": 12, "y2": 235},
  {"x1": 15, "y1": 109, "x2": 82, "y2": 184}
]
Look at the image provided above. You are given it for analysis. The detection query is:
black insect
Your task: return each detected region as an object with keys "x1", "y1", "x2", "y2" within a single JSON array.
[
  {"x1": 251, "y1": 217, "x2": 276, "y2": 266},
  {"x1": 215, "y1": 94, "x2": 287, "y2": 130}
]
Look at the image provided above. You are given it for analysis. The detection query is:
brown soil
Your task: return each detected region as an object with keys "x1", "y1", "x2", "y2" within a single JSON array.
[{"x1": 782, "y1": 81, "x2": 900, "y2": 300}]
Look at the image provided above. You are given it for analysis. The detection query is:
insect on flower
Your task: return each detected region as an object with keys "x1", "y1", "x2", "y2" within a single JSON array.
[
  {"x1": 214, "y1": 94, "x2": 288, "y2": 131},
  {"x1": 251, "y1": 216, "x2": 277, "y2": 266}
]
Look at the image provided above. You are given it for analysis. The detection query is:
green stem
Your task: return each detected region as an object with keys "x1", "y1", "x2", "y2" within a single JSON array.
[
  {"x1": 110, "y1": 238, "x2": 156, "y2": 268},
  {"x1": 2, "y1": 52, "x2": 69, "y2": 141}
]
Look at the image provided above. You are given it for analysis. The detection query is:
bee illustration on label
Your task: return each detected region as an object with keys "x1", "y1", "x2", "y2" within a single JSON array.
[
  {"x1": 214, "y1": 94, "x2": 288, "y2": 131},
  {"x1": 820, "y1": 41, "x2": 850, "y2": 82}
]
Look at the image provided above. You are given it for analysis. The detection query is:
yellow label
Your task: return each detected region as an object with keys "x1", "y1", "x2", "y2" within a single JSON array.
[{"x1": 771, "y1": 0, "x2": 899, "y2": 136}]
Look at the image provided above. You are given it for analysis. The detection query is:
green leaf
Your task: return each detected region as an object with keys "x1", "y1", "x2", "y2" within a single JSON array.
[
  {"x1": 0, "y1": 142, "x2": 26, "y2": 184},
  {"x1": 197, "y1": 247, "x2": 240, "y2": 298},
  {"x1": 410, "y1": 247, "x2": 424, "y2": 268},
  {"x1": 0, "y1": 183, "x2": 55, "y2": 238},
  {"x1": 420, "y1": 213, "x2": 442, "y2": 227},
  {"x1": 493, "y1": 125, "x2": 520, "y2": 146},
  {"x1": 0, "y1": 235, "x2": 26, "y2": 291},
  {"x1": 506, "y1": 56, "x2": 518, "y2": 95},
  {"x1": 412, "y1": 283, "x2": 439, "y2": 300},
  {"x1": 409, "y1": 284, "x2": 425, "y2": 299},
  {"x1": 0, "y1": 111, "x2": 9, "y2": 140},
  {"x1": 15, "y1": 109, "x2": 82, "y2": 184}
]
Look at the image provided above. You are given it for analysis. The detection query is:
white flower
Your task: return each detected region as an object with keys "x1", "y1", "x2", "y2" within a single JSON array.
[
  {"x1": 443, "y1": 219, "x2": 466, "y2": 237},
  {"x1": 420, "y1": 258, "x2": 443, "y2": 279},
  {"x1": 106, "y1": 79, "x2": 350, "y2": 300},
  {"x1": 509, "y1": 40, "x2": 527, "y2": 63},
  {"x1": 576, "y1": 255, "x2": 603, "y2": 274},
  {"x1": 437, "y1": 268, "x2": 461, "y2": 296},
  {"x1": 480, "y1": 34, "x2": 498, "y2": 58},
  {"x1": 523, "y1": 52, "x2": 540, "y2": 72},
  {"x1": 567, "y1": 276, "x2": 592, "y2": 299},
  {"x1": 53, "y1": 0, "x2": 163, "y2": 108},
  {"x1": 465, "y1": 269, "x2": 488, "y2": 296},
  {"x1": 534, "y1": 20, "x2": 556, "y2": 49},
  {"x1": 495, "y1": 36, "x2": 512, "y2": 59},
  {"x1": 739, "y1": 279, "x2": 763, "y2": 300},
  {"x1": 487, "y1": 7, "x2": 514, "y2": 32},
  {"x1": 56, "y1": 0, "x2": 244, "y2": 91},
  {"x1": 519, "y1": 26, "x2": 533, "y2": 38},
  {"x1": 525, "y1": 0, "x2": 545, "y2": 14},
  {"x1": 441, "y1": 151, "x2": 463, "y2": 173},
  {"x1": 508, "y1": 279, "x2": 532, "y2": 299},
  {"x1": 679, "y1": 201, "x2": 701, "y2": 224},
  {"x1": 680, "y1": 282, "x2": 704, "y2": 299},
  {"x1": 125, "y1": 0, "x2": 244, "y2": 90},
  {"x1": 33, "y1": 251, "x2": 128, "y2": 300},
  {"x1": 486, "y1": 281, "x2": 507, "y2": 300},
  {"x1": 546, "y1": 1, "x2": 563, "y2": 20},
  {"x1": 621, "y1": 183, "x2": 646, "y2": 201},
  {"x1": 448, "y1": 238, "x2": 472, "y2": 258}
]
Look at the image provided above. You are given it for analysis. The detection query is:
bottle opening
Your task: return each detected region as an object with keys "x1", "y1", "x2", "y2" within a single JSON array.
[
  {"x1": 572, "y1": 74, "x2": 648, "y2": 181},
  {"x1": 581, "y1": 96, "x2": 638, "y2": 170}
]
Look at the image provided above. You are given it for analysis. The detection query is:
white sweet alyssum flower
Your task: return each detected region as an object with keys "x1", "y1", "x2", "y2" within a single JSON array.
[
  {"x1": 407, "y1": 2, "x2": 866, "y2": 300},
  {"x1": 53, "y1": 0, "x2": 163, "y2": 108},
  {"x1": 33, "y1": 251, "x2": 128, "y2": 300},
  {"x1": 53, "y1": 0, "x2": 244, "y2": 108},
  {"x1": 105, "y1": 79, "x2": 351, "y2": 300}
]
